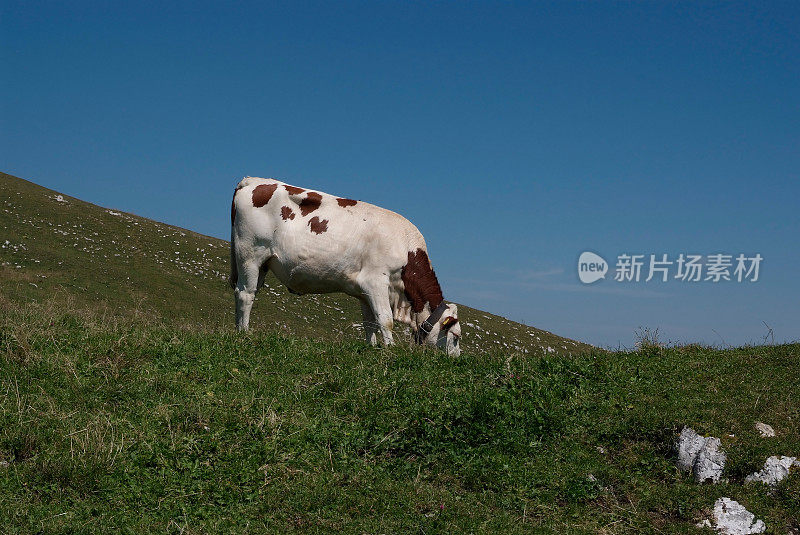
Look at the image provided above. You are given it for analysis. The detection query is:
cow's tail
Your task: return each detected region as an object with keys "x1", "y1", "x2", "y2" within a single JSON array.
[
  {"x1": 229, "y1": 232, "x2": 238, "y2": 289},
  {"x1": 229, "y1": 191, "x2": 238, "y2": 290}
]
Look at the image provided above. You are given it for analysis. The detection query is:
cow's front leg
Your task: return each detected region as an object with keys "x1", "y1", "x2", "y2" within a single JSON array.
[
  {"x1": 360, "y1": 300, "x2": 379, "y2": 346},
  {"x1": 363, "y1": 285, "x2": 394, "y2": 346}
]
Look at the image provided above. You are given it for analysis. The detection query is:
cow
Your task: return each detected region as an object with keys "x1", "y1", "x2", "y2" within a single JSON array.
[{"x1": 229, "y1": 176, "x2": 461, "y2": 356}]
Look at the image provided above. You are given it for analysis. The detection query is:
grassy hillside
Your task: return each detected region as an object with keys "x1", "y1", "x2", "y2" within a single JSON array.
[
  {"x1": 1, "y1": 305, "x2": 797, "y2": 533},
  {"x1": 1, "y1": 172, "x2": 798, "y2": 533},
  {"x1": 0, "y1": 171, "x2": 591, "y2": 355}
]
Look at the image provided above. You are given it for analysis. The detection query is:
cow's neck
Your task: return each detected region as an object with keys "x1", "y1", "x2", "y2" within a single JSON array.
[{"x1": 400, "y1": 247, "x2": 444, "y2": 321}]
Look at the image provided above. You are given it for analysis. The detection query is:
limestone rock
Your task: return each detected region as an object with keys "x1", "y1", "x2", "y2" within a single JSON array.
[
  {"x1": 694, "y1": 437, "x2": 726, "y2": 483},
  {"x1": 745, "y1": 456, "x2": 796, "y2": 486},
  {"x1": 754, "y1": 422, "x2": 775, "y2": 437},
  {"x1": 678, "y1": 427, "x2": 707, "y2": 471},
  {"x1": 677, "y1": 427, "x2": 726, "y2": 483},
  {"x1": 710, "y1": 498, "x2": 765, "y2": 535}
]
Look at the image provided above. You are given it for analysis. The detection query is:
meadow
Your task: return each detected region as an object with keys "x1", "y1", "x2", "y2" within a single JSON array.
[{"x1": 1, "y1": 172, "x2": 798, "y2": 533}]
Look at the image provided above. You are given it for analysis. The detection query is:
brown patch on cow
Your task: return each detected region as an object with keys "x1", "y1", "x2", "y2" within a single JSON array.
[
  {"x1": 308, "y1": 216, "x2": 328, "y2": 234},
  {"x1": 401, "y1": 248, "x2": 444, "y2": 313},
  {"x1": 284, "y1": 185, "x2": 305, "y2": 195},
  {"x1": 336, "y1": 197, "x2": 358, "y2": 207},
  {"x1": 299, "y1": 192, "x2": 323, "y2": 216},
  {"x1": 252, "y1": 183, "x2": 278, "y2": 207},
  {"x1": 281, "y1": 206, "x2": 296, "y2": 220}
]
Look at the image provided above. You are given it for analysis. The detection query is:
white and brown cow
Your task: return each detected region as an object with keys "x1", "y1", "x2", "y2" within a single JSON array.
[{"x1": 229, "y1": 177, "x2": 461, "y2": 356}]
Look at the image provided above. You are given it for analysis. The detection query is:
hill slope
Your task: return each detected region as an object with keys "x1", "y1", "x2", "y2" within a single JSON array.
[
  {"x1": 1, "y1": 171, "x2": 798, "y2": 533},
  {"x1": 1, "y1": 300, "x2": 798, "y2": 533},
  {"x1": 0, "y1": 171, "x2": 591, "y2": 355}
]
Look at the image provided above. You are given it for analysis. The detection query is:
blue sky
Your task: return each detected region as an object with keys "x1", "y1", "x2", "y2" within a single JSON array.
[{"x1": 2, "y1": 1, "x2": 798, "y2": 347}]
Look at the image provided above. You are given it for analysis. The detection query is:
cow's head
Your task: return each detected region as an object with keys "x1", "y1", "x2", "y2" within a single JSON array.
[{"x1": 416, "y1": 303, "x2": 461, "y2": 356}]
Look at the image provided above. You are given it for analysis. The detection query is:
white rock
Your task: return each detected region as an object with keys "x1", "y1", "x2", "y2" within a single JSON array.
[
  {"x1": 745, "y1": 456, "x2": 796, "y2": 486},
  {"x1": 694, "y1": 437, "x2": 726, "y2": 483},
  {"x1": 711, "y1": 498, "x2": 765, "y2": 534},
  {"x1": 677, "y1": 427, "x2": 707, "y2": 472},
  {"x1": 676, "y1": 427, "x2": 726, "y2": 483},
  {"x1": 754, "y1": 422, "x2": 775, "y2": 438}
]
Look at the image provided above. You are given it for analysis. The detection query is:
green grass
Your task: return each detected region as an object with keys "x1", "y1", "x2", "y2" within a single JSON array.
[
  {"x1": 1, "y1": 171, "x2": 798, "y2": 533},
  {"x1": 0, "y1": 304, "x2": 798, "y2": 533}
]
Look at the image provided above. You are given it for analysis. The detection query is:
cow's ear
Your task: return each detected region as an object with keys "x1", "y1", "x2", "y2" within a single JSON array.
[{"x1": 441, "y1": 316, "x2": 458, "y2": 329}]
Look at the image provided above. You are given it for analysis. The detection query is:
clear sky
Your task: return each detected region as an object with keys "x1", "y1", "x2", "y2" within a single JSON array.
[{"x1": 2, "y1": 1, "x2": 798, "y2": 348}]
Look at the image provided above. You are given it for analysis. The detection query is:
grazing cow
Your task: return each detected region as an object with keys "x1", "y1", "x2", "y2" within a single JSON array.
[{"x1": 229, "y1": 176, "x2": 461, "y2": 356}]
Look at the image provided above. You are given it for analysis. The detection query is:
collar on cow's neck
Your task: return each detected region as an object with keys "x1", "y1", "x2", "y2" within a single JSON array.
[{"x1": 414, "y1": 301, "x2": 449, "y2": 344}]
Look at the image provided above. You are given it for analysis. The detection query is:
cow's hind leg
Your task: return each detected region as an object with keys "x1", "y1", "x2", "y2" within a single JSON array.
[
  {"x1": 235, "y1": 260, "x2": 261, "y2": 331},
  {"x1": 360, "y1": 300, "x2": 379, "y2": 346}
]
